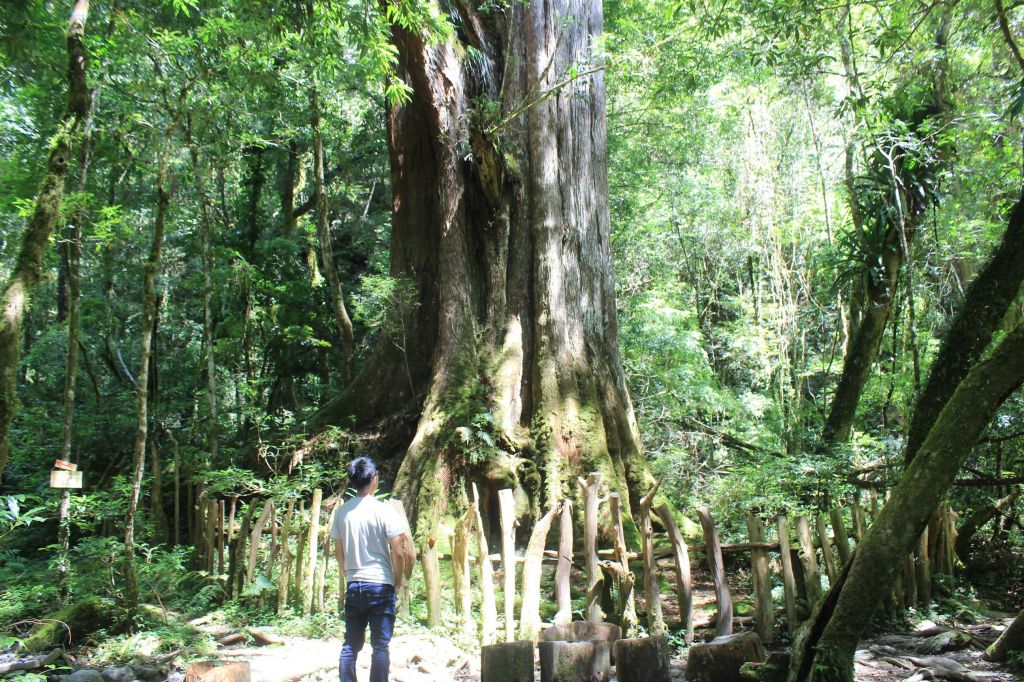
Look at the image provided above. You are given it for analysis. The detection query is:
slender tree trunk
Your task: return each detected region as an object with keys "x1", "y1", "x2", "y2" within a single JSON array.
[
  {"x1": 187, "y1": 138, "x2": 219, "y2": 461},
  {"x1": 788, "y1": 322, "x2": 1024, "y2": 682},
  {"x1": 315, "y1": 0, "x2": 656, "y2": 548},
  {"x1": 0, "y1": 0, "x2": 90, "y2": 482},
  {"x1": 311, "y1": 83, "x2": 355, "y2": 380},
  {"x1": 124, "y1": 155, "x2": 170, "y2": 618}
]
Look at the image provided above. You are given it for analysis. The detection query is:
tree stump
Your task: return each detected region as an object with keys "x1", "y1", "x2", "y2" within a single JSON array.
[
  {"x1": 184, "y1": 660, "x2": 251, "y2": 682},
  {"x1": 481, "y1": 640, "x2": 535, "y2": 682},
  {"x1": 539, "y1": 640, "x2": 611, "y2": 682},
  {"x1": 613, "y1": 636, "x2": 671, "y2": 682},
  {"x1": 539, "y1": 621, "x2": 621, "y2": 645},
  {"x1": 685, "y1": 632, "x2": 765, "y2": 682}
]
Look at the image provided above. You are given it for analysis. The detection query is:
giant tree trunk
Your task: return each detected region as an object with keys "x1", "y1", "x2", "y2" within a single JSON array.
[
  {"x1": 788, "y1": 321, "x2": 1024, "y2": 682},
  {"x1": 314, "y1": 1, "x2": 655, "y2": 547},
  {"x1": 0, "y1": 0, "x2": 89, "y2": 482},
  {"x1": 124, "y1": 157, "x2": 170, "y2": 617}
]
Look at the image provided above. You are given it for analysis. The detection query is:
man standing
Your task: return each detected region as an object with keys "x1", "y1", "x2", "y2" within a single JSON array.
[{"x1": 331, "y1": 456, "x2": 414, "y2": 682}]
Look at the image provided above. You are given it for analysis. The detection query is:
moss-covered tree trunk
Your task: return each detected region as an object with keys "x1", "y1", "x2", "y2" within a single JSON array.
[
  {"x1": 788, "y1": 321, "x2": 1024, "y2": 682},
  {"x1": 0, "y1": 0, "x2": 89, "y2": 482},
  {"x1": 985, "y1": 608, "x2": 1024, "y2": 662},
  {"x1": 903, "y1": 196, "x2": 1024, "y2": 464},
  {"x1": 314, "y1": 0, "x2": 656, "y2": 550}
]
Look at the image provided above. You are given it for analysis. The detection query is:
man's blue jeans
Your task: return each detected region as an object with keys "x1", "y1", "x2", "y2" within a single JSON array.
[{"x1": 339, "y1": 581, "x2": 396, "y2": 682}]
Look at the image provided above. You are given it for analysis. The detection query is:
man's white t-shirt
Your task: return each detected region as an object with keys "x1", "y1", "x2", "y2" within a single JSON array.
[{"x1": 330, "y1": 495, "x2": 406, "y2": 585}]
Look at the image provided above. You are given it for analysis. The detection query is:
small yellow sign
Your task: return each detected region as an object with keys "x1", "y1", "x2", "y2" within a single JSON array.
[{"x1": 50, "y1": 470, "x2": 83, "y2": 489}]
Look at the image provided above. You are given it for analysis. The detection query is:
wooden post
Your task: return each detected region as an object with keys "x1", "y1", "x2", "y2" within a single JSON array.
[
  {"x1": 776, "y1": 516, "x2": 798, "y2": 633},
  {"x1": 293, "y1": 500, "x2": 306, "y2": 606},
  {"x1": 205, "y1": 499, "x2": 217, "y2": 574},
  {"x1": 453, "y1": 508, "x2": 474, "y2": 638},
  {"x1": 917, "y1": 526, "x2": 931, "y2": 606},
  {"x1": 230, "y1": 500, "x2": 258, "y2": 598},
  {"x1": 247, "y1": 500, "x2": 273, "y2": 585},
  {"x1": 828, "y1": 507, "x2": 852, "y2": 566},
  {"x1": 498, "y1": 488, "x2": 517, "y2": 641},
  {"x1": 473, "y1": 483, "x2": 498, "y2": 645},
  {"x1": 746, "y1": 514, "x2": 774, "y2": 644},
  {"x1": 697, "y1": 507, "x2": 732, "y2": 638},
  {"x1": 815, "y1": 514, "x2": 837, "y2": 585},
  {"x1": 640, "y1": 481, "x2": 664, "y2": 635},
  {"x1": 581, "y1": 472, "x2": 603, "y2": 623},
  {"x1": 519, "y1": 503, "x2": 561, "y2": 640},
  {"x1": 302, "y1": 489, "x2": 322, "y2": 616},
  {"x1": 268, "y1": 503, "x2": 280, "y2": 569},
  {"x1": 216, "y1": 500, "x2": 225, "y2": 575},
  {"x1": 277, "y1": 501, "x2": 294, "y2": 615},
  {"x1": 314, "y1": 501, "x2": 333, "y2": 613},
  {"x1": 851, "y1": 502, "x2": 867, "y2": 542},
  {"x1": 193, "y1": 485, "x2": 205, "y2": 550},
  {"x1": 226, "y1": 496, "x2": 237, "y2": 552},
  {"x1": 608, "y1": 493, "x2": 637, "y2": 632},
  {"x1": 554, "y1": 498, "x2": 573, "y2": 626},
  {"x1": 794, "y1": 516, "x2": 823, "y2": 606},
  {"x1": 655, "y1": 503, "x2": 692, "y2": 643}
]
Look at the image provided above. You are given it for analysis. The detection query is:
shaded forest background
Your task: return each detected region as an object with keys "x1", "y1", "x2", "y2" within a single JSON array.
[{"x1": 0, "y1": 0, "x2": 1023, "y2": 677}]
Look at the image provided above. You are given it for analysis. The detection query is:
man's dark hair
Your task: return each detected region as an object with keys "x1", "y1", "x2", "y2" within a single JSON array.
[{"x1": 348, "y1": 456, "x2": 378, "y2": 490}]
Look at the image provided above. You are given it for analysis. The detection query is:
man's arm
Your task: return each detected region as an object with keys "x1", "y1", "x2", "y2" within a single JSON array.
[
  {"x1": 334, "y1": 538, "x2": 345, "y2": 581},
  {"x1": 388, "y1": 532, "x2": 414, "y2": 590}
]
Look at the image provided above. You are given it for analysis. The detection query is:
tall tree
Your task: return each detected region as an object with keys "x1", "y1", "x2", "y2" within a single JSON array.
[
  {"x1": 0, "y1": 0, "x2": 89, "y2": 482},
  {"x1": 821, "y1": 5, "x2": 950, "y2": 445},
  {"x1": 313, "y1": 1, "x2": 658, "y2": 540}
]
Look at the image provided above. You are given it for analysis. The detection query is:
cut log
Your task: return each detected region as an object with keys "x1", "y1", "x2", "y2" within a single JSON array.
[
  {"x1": 538, "y1": 640, "x2": 611, "y2": 682},
  {"x1": 499, "y1": 488, "x2": 517, "y2": 641},
  {"x1": 519, "y1": 502, "x2": 561, "y2": 640},
  {"x1": 184, "y1": 660, "x2": 251, "y2": 682},
  {"x1": 554, "y1": 498, "x2": 573, "y2": 626},
  {"x1": 245, "y1": 628, "x2": 283, "y2": 646},
  {"x1": 745, "y1": 514, "x2": 773, "y2": 644},
  {"x1": 639, "y1": 481, "x2": 663, "y2": 634},
  {"x1": 776, "y1": 516, "x2": 798, "y2": 633},
  {"x1": 613, "y1": 636, "x2": 671, "y2": 682},
  {"x1": 481, "y1": 640, "x2": 535, "y2": 682},
  {"x1": 655, "y1": 503, "x2": 692, "y2": 643},
  {"x1": 539, "y1": 621, "x2": 621, "y2": 645},
  {"x1": 685, "y1": 631, "x2": 766, "y2": 682},
  {"x1": 697, "y1": 507, "x2": 732, "y2": 638}
]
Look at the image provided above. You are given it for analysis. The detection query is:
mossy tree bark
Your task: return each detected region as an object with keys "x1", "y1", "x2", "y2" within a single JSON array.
[
  {"x1": 903, "y1": 196, "x2": 1024, "y2": 464},
  {"x1": 313, "y1": 1, "x2": 657, "y2": 548},
  {"x1": 788, "y1": 322, "x2": 1024, "y2": 682},
  {"x1": 0, "y1": 0, "x2": 90, "y2": 483},
  {"x1": 985, "y1": 608, "x2": 1024, "y2": 662}
]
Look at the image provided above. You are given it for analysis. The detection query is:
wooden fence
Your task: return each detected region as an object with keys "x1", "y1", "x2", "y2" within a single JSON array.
[{"x1": 188, "y1": 473, "x2": 961, "y2": 646}]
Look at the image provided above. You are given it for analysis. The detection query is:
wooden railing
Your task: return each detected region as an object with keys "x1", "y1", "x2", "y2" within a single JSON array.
[{"x1": 189, "y1": 475, "x2": 960, "y2": 645}]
